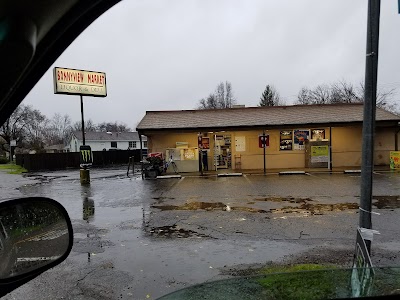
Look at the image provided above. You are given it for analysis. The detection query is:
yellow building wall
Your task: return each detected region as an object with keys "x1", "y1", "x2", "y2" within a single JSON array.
[
  {"x1": 147, "y1": 126, "x2": 396, "y2": 171},
  {"x1": 374, "y1": 127, "x2": 396, "y2": 165},
  {"x1": 147, "y1": 133, "x2": 198, "y2": 153},
  {"x1": 232, "y1": 129, "x2": 330, "y2": 170},
  {"x1": 331, "y1": 126, "x2": 396, "y2": 167},
  {"x1": 331, "y1": 126, "x2": 362, "y2": 167}
]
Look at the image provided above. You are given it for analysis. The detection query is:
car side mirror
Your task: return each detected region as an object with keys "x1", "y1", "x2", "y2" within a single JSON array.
[{"x1": 0, "y1": 197, "x2": 73, "y2": 297}]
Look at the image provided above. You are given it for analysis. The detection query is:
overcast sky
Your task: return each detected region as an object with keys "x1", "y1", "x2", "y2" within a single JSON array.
[{"x1": 23, "y1": 0, "x2": 400, "y2": 130}]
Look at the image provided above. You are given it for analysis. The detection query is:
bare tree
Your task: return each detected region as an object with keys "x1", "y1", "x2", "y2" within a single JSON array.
[
  {"x1": 0, "y1": 105, "x2": 31, "y2": 154},
  {"x1": 45, "y1": 113, "x2": 72, "y2": 145},
  {"x1": 97, "y1": 122, "x2": 131, "y2": 132},
  {"x1": 199, "y1": 94, "x2": 218, "y2": 109},
  {"x1": 297, "y1": 87, "x2": 312, "y2": 105},
  {"x1": 225, "y1": 81, "x2": 235, "y2": 108},
  {"x1": 296, "y1": 84, "x2": 331, "y2": 105},
  {"x1": 310, "y1": 84, "x2": 331, "y2": 104},
  {"x1": 23, "y1": 108, "x2": 49, "y2": 151},
  {"x1": 330, "y1": 80, "x2": 361, "y2": 104},
  {"x1": 71, "y1": 119, "x2": 97, "y2": 132},
  {"x1": 358, "y1": 82, "x2": 397, "y2": 112},
  {"x1": 296, "y1": 80, "x2": 397, "y2": 113},
  {"x1": 259, "y1": 85, "x2": 281, "y2": 107},
  {"x1": 216, "y1": 83, "x2": 225, "y2": 108},
  {"x1": 197, "y1": 81, "x2": 236, "y2": 109}
]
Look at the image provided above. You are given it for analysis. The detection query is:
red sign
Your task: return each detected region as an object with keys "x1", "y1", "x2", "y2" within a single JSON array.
[
  {"x1": 148, "y1": 152, "x2": 163, "y2": 159},
  {"x1": 259, "y1": 135, "x2": 269, "y2": 148}
]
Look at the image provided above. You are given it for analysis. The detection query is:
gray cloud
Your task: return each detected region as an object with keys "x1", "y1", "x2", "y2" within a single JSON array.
[{"x1": 23, "y1": 0, "x2": 400, "y2": 129}]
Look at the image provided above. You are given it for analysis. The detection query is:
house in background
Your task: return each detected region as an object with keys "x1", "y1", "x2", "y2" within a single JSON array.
[
  {"x1": 66, "y1": 131, "x2": 147, "y2": 153},
  {"x1": 44, "y1": 143, "x2": 67, "y2": 153}
]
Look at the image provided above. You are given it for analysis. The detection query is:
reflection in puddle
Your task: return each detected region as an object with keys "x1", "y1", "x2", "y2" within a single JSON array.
[
  {"x1": 83, "y1": 197, "x2": 95, "y2": 221},
  {"x1": 373, "y1": 196, "x2": 400, "y2": 209}
]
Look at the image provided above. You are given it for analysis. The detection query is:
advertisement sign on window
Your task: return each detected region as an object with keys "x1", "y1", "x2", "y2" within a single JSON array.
[
  {"x1": 311, "y1": 145, "x2": 329, "y2": 163},
  {"x1": 183, "y1": 149, "x2": 196, "y2": 160},
  {"x1": 311, "y1": 129, "x2": 325, "y2": 140},
  {"x1": 202, "y1": 137, "x2": 210, "y2": 149},
  {"x1": 293, "y1": 130, "x2": 309, "y2": 150},
  {"x1": 280, "y1": 131, "x2": 292, "y2": 151},
  {"x1": 390, "y1": 151, "x2": 400, "y2": 169}
]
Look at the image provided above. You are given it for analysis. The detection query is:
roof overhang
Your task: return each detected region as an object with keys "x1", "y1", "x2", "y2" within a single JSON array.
[{"x1": 138, "y1": 120, "x2": 400, "y2": 136}]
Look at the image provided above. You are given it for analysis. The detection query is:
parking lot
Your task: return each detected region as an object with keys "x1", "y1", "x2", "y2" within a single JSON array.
[{"x1": 2, "y1": 168, "x2": 400, "y2": 299}]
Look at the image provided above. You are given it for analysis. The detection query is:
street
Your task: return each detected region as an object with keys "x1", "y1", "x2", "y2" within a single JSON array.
[{"x1": 1, "y1": 168, "x2": 400, "y2": 299}]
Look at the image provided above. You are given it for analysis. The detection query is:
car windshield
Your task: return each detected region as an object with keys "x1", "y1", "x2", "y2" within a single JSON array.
[{"x1": 1, "y1": 1, "x2": 400, "y2": 299}]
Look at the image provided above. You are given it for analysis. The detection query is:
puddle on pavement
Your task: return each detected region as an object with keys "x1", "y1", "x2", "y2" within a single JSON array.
[
  {"x1": 149, "y1": 225, "x2": 211, "y2": 238},
  {"x1": 253, "y1": 196, "x2": 312, "y2": 203},
  {"x1": 373, "y1": 196, "x2": 400, "y2": 209},
  {"x1": 271, "y1": 202, "x2": 359, "y2": 215}
]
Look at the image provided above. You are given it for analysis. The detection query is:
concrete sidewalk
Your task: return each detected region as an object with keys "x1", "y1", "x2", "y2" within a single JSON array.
[{"x1": 168, "y1": 165, "x2": 395, "y2": 177}]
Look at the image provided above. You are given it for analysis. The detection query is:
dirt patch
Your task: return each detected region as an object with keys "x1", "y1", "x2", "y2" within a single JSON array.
[
  {"x1": 152, "y1": 201, "x2": 269, "y2": 213},
  {"x1": 373, "y1": 196, "x2": 400, "y2": 209},
  {"x1": 254, "y1": 196, "x2": 312, "y2": 204},
  {"x1": 220, "y1": 247, "x2": 354, "y2": 277},
  {"x1": 230, "y1": 206, "x2": 268, "y2": 213},
  {"x1": 152, "y1": 200, "x2": 358, "y2": 215},
  {"x1": 149, "y1": 225, "x2": 212, "y2": 239},
  {"x1": 271, "y1": 202, "x2": 359, "y2": 215},
  {"x1": 284, "y1": 247, "x2": 354, "y2": 266}
]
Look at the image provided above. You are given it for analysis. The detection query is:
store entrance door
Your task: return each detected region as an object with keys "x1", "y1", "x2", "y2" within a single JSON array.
[{"x1": 214, "y1": 134, "x2": 232, "y2": 170}]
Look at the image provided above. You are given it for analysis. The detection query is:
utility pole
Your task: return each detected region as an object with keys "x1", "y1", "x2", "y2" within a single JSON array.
[{"x1": 360, "y1": 0, "x2": 380, "y2": 253}]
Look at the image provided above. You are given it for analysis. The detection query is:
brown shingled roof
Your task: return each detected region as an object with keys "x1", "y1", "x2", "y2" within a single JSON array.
[{"x1": 136, "y1": 103, "x2": 400, "y2": 132}]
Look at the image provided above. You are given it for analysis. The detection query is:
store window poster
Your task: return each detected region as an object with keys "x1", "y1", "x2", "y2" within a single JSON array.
[
  {"x1": 390, "y1": 151, "x2": 400, "y2": 169},
  {"x1": 202, "y1": 137, "x2": 210, "y2": 149},
  {"x1": 311, "y1": 129, "x2": 325, "y2": 141},
  {"x1": 293, "y1": 130, "x2": 310, "y2": 150},
  {"x1": 280, "y1": 130, "x2": 293, "y2": 151}
]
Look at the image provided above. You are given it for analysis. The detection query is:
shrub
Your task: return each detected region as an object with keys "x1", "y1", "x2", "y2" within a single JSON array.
[{"x1": 0, "y1": 156, "x2": 9, "y2": 164}]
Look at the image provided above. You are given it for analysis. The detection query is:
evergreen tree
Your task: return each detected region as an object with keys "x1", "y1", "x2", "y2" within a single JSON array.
[{"x1": 259, "y1": 85, "x2": 280, "y2": 106}]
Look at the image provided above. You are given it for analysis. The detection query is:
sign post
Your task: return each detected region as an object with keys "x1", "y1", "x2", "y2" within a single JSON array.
[
  {"x1": 53, "y1": 67, "x2": 107, "y2": 184},
  {"x1": 259, "y1": 133, "x2": 269, "y2": 175},
  {"x1": 9, "y1": 140, "x2": 16, "y2": 163}
]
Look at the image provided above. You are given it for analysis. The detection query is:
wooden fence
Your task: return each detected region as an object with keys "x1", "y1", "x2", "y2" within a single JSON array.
[{"x1": 16, "y1": 150, "x2": 143, "y2": 171}]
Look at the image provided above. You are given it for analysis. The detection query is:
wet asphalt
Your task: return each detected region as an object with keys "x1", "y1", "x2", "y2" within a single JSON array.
[{"x1": 1, "y1": 168, "x2": 400, "y2": 299}]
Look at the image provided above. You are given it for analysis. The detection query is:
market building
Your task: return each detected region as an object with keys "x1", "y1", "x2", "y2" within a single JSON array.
[{"x1": 136, "y1": 103, "x2": 400, "y2": 173}]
